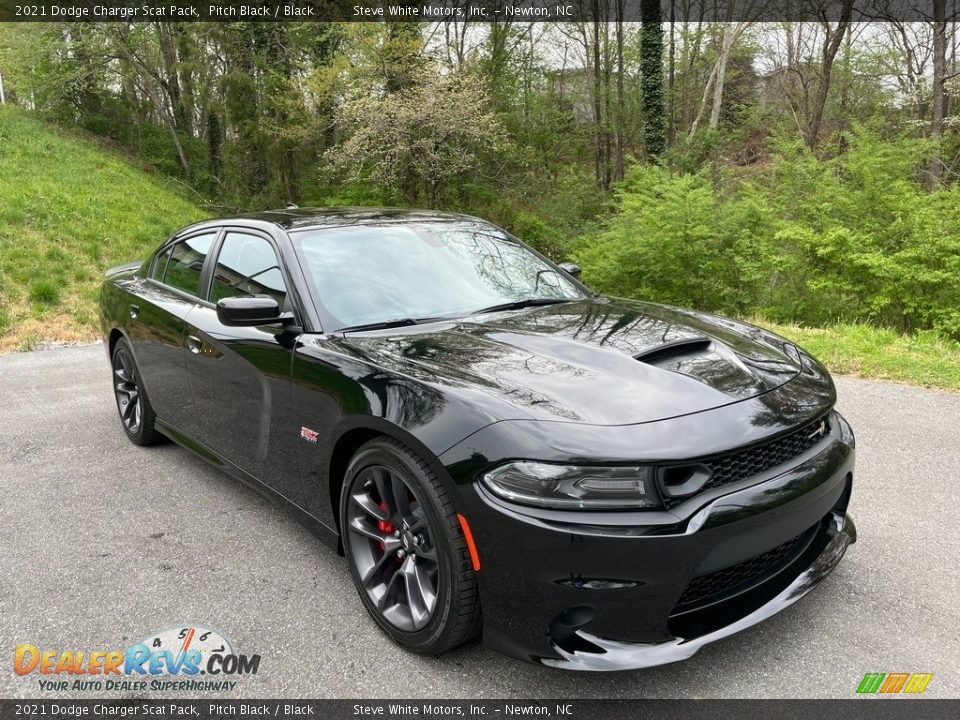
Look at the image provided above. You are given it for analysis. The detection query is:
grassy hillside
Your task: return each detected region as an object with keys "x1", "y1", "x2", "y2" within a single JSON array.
[{"x1": 0, "y1": 106, "x2": 206, "y2": 352}]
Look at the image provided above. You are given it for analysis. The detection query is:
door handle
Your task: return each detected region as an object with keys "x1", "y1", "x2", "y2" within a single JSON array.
[
  {"x1": 187, "y1": 335, "x2": 223, "y2": 359},
  {"x1": 129, "y1": 304, "x2": 139, "y2": 319}
]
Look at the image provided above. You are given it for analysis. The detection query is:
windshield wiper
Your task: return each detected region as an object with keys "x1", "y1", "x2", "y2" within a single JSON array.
[
  {"x1": 338, "y1": 318, "x2": 420, "y2": 333},
  {"x1": 471, "y1": 297, "x2": 576, "y2": 315}
]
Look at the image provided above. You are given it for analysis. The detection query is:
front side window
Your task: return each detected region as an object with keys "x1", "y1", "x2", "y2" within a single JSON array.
[
  {"x1": 209, "y1": 232, "x2": 287, "y2": 306},
  {"x1": 292, "y1": 222, "x2": 586, "y2": 331},
  {"x1": 162, "y1": 233, "x2": 216, "y2": 296}
]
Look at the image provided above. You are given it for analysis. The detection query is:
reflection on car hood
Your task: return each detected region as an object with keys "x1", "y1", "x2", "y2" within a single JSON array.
[{"x1": 338, "y1": 297, "x2": 804, "y2": 425}]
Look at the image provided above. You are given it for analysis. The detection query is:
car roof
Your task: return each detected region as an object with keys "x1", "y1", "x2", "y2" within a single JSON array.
[{"x1": 177, "y1": 207, "x2": 488, "y2": 235}]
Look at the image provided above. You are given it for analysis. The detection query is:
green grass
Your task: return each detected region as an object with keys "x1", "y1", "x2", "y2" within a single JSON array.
[
  {"x1": 28, "y1": 278, "x2": 61, "y2": 306},
  {"x1": 760, "y1": 321, "x2": 960, "y2": 391},
  {"x1": 0, "y1": 105, "x2": 205, "y2": 351}
]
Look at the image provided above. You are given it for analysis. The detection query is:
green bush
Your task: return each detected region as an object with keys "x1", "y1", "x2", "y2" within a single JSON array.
[{"x1": 575, "y1": 129, "x2": 960, "y2": 339}]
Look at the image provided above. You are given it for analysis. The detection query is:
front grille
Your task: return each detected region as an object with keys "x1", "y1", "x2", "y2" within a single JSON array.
[
  {"x1": 661, "y1": 415, "x2": 830, "y2": 509},
  {"x1": 673, "y1": 526, "x2": 814, "y2": 610}
]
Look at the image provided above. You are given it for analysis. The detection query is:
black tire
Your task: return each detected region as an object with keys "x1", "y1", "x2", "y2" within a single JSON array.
[
  {"x1": 111, "y1": 337, "x2": 162, "y2": 446},
  {"x1": 340, "y1": 437, "x2": 481, "y2": 654}
]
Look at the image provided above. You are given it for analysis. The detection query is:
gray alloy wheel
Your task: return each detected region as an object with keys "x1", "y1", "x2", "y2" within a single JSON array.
[
  {"x1": 111, "y1": 338, "x2": 161, "y2": 446},
  {"x1": 113, "y1": 345, "x2": 142, "y2": 435},
  {"x1": 345, "y1": 463, "x2": 440, "y2": 632},
  {"x1": 340, "y1": 438, "x2": 482, "y2": 654}
]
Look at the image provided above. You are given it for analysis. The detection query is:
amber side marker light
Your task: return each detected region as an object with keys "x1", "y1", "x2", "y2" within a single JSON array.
[{"x1": 456, "y1": 513, "x2": 481, "y2": 571}]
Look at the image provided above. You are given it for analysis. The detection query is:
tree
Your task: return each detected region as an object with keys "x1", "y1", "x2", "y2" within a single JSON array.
[
  {"x1": 615, "y1": 0, "x2": 626, "y2": 180},
  {"x1": 590, "y1": 7, "x2": 609, "y2": 188},
  {"x1": 640, "y1": 0, "x2": 666, "y2": 158},
  {"x1": 931, "y1": 0, "x2": 947, "y2": 184},
  {"x1": 110, "y1": 23, "x2": 193, "y2": 175},
  {"x1": 326, "y1": 74, "x2": 508, "y2": 206},
  {"x1": 688, "y1": 22, "x2": 752, "y2": 137},
  {"x1": 383, "y1": 21, "x2": 424, "y2": 93},
  {"x1": 805, "y1": 0, "x2": 854, "y2": 149}
]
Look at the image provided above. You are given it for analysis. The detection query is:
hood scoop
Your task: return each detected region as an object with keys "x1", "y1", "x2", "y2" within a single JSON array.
[{"x1": 633, "y1": 337, "x2": 713, "y2": 365}]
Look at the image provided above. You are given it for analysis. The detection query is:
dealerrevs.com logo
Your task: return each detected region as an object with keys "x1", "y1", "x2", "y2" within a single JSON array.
[{"x1": 14, "y1": 626, "x2": 260, "y2": 692}]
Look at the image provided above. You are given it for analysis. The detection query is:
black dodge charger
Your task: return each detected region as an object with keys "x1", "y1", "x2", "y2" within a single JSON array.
[{"x1": 99, "y1": 208, "x2": 856, "y2": 670}]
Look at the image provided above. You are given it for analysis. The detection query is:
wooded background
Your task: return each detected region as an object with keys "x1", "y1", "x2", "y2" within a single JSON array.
[{"x1": 2, "y1": 7, "x2": 960, "y2": 339}]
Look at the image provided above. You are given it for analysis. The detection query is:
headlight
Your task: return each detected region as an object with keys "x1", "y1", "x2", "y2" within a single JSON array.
[{"x1": 480, "y1": 462, "x2": 660, "y2": 509}]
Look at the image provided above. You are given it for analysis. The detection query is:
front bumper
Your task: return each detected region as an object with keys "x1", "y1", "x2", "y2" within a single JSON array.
[
  {"x1": 542, "y1": 511, "x2": 855, "y2": 670},
  {"x1": 442, "y1": 410, "x2": 856, "y2": 670}
]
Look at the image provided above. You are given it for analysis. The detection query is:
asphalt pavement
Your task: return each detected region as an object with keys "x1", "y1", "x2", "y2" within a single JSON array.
[{"x1": 1, "y1": 343, "x2": 957, "y2": 698}]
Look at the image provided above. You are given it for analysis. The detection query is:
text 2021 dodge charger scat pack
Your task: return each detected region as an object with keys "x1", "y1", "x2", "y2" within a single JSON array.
[{"x1": 99, "y1": 208, "x2": 856, "y2": 671}]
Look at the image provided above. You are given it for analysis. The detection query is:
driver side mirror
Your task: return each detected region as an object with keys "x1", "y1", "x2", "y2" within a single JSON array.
[
  {"x1": 559, "y1": 262, "x2": 582, "y2": 280},
  {"x1": 216, "y1": 296, "x2": 287, "y2": 326}
]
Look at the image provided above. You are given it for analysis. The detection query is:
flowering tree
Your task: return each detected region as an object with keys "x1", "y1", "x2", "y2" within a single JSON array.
[{"x1": 326, "y1": 74, "x2": 508, "y2": 206}]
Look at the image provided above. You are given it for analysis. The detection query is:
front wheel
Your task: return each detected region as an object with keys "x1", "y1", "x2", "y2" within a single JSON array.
[
  {"x1": 341, "y1": 437, "x2": 481, "y2": 654},
  {"x1": 111, "y1": 337, "x2": 162, "y2": 446}
]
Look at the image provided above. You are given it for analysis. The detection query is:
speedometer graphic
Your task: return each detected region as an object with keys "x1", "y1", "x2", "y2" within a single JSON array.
[{"x1": 141, "y1": 626, "x2": 234, "y2": 668}]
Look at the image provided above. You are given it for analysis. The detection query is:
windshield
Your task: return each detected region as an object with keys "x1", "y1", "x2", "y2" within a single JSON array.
[{"x1": 292, "y1": 222, "x2": 587, "y2": 331}]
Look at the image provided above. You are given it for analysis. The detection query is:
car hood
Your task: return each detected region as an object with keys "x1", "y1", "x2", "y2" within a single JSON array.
[{"x1": 337, "y1": 297, "x2": 804, "y2": 425}]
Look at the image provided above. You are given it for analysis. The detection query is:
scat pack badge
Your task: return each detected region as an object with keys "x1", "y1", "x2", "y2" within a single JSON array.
[{"x1": 13, "y1": 626, "x2": 260, "y2": 692}]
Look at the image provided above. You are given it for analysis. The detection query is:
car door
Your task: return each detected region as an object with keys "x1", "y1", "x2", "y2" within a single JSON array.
[
  {"x1": 127, "y1": 231, "x2": 218, "y2": 438},
  {"x1": 183, "y1": 229, "x2": 304, "y2": 503}
]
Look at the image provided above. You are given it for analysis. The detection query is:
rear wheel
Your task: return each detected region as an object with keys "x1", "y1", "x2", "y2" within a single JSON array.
[
  {"x1": 112, "y1": 337, "x2": 161, "y2": 446},
  {"x1": 341, "y1": 437, "x2": 481, "y2": 654}
]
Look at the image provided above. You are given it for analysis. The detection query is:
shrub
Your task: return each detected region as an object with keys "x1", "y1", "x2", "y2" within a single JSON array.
[{"x1": 576, "y1": 129, "x2": 960, "y2": 339}]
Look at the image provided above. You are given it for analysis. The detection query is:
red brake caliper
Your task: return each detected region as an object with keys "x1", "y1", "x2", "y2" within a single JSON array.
[{"x1": 377, "y1": 501, "x2": 395, "y2": 551}]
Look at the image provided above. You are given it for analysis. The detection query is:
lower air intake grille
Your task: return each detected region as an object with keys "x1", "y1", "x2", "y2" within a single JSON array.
[{"x1": 674, "y1": 527, "x2": 813, "y2": 610}]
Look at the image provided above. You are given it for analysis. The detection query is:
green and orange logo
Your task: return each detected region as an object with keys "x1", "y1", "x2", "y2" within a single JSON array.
[{"x1": 856, "y1": 672, "x2": 933, "y2": 695}]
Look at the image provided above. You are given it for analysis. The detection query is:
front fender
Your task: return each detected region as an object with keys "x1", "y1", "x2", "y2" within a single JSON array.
[{"x1": 290, "y1": 335, "x2": 502, "y2": 537}]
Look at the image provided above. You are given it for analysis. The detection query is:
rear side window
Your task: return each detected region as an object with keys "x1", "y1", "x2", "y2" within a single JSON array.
[
  {"x1": 161, "y1": 233, "x2": 216, "y2": 296},
  {"x1": 150, "y1": 246, "x2": 173, "y2": 281},
  {"x1": 209, "y1": 232, "x2": 287, "y2": 306}
]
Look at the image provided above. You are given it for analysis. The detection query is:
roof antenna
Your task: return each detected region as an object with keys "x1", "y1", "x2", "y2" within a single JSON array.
[{"x1": 286, "y1": 203, "x2": 299, "y2": 209}]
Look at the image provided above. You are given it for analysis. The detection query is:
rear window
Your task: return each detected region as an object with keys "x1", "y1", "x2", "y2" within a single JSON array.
[
  {"x1": 150, "y1": 247, "x2": 172, "y2": 281},
  {"x1": 160, "y1": 233, "x2": 216, "y2": 296}
]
